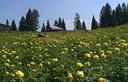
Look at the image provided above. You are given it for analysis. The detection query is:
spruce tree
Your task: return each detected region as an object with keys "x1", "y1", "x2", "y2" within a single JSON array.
[
  {"x1": 54, "y1": 20, "x2": 58, "y2": 26},
  {"x1": 46, "y1": 20, "x2": 51, "y2": 32},
  {"x1": 62, "y1": 19, "x2": 66, "y2": 31},
  {"x1": 82, "y1": 21, "x2": 86, "y2": 30},
  {"x1": 19, "y1": 16, "x2": 26, "y2": 31},
  {"x1": 121, "y1": 3, "x2": 127, "y2": 24},
  {"x1": 41, "y1": 23, "x2": 45, "y2": 32},
  {"x1": 26, "y1": 8, "x2": 33, "y2": 31},
  {"x1": 6, "y1": 19, "x2": 9, "y2": 26},
  {"x1": 91, "y1": 15, "x2": 98, "y2": 29},
  {"x1": 11, "y1": 20, "x2": 17, "y2": 31},
  {"x1": 58, "y1": 17, "x2": 62, "y2": 27},
  {"x1": 74, "y1": 13, "x2": 81, "y2": 30},
  {"x1": 100, "y1": 3, "x2": 113, "y2": 27},
  {"x1": 32, "y1": 9, "x2": 39, "y2": 31},
  {"x1": 75, "y1": 19, "x2": 81, "y2": 30},
  {"x1": 112, "y1": 10, "x2": 118, "y2": 26},
  {"x1": 115, "y1": 4, "x2": 122, "y2": 25}
]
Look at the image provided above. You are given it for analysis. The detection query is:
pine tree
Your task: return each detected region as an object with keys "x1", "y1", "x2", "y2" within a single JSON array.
[
  {"x1": 6, "y1": 19, "x2": 9, "y2": 26},
  {"x1": 112, "y1": 10, "x2": 118, "y2": 26},
  {"x1": 41, "y1": 23, "x2": 45, "y2": 32},
  {"x1": 75, "y1": 19, "x2": 81, "y2": 30},
  {"x1": 74, "y1": 13, "x2": 81, "y2": 30},
  {"x1": 121, "y1": 3, "x2": 127, "y2": 24},
  {"x1": 100, "y1": 3, "x2": 113, "y2": 27},
  {"x1": 11, "y1": 20, "x2": 17, "y2": 31},
  {"x1": 62, "y1": 19, "x2": 66, "y2": 31},
  {"x1": 58, "y1": 17, "x2": 62, "y2": 27},
  {"x1": 115, "y1": 4, "x2": 122, "y2": 25},
  {"x1": 46, "y1": 20, "x2": 51, "y2": 32},
  {"x1": 54, "y1": 20, "x2": 58, "y2": 26},
  {"x1": 82, "y1": 21, "x2": 86, "y2": 30},
  {"x1": 32, "y1": 9, "x2": 39, "y2": 31},
  {"x1": 91, "y1": 15, "x2": 98, "y2": 29},
  {"x1": 19, "y1": 16, "x2": 26, "y2": 31},
  {"x1": 26, "y1": 8, "x2": 33, "y2": 31}
]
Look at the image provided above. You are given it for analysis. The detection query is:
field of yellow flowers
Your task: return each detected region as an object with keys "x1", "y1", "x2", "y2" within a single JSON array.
[{"x1": 0, "y1": 25, "x2": 128, "y2": 82}]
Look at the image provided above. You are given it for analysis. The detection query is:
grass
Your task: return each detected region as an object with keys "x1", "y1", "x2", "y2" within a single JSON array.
[{"x1": 0, "y1": 25, "x2": 128, "y2": 82}]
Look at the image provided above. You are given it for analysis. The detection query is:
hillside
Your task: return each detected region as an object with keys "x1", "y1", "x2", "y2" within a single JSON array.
[{"x1": 0, "y1": 25, "x2": 128, "y2": 82}]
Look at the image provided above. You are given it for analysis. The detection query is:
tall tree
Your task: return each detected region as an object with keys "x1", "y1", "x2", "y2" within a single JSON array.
[
  {"x1": 41, "y1": 23, "x2": 45, "y2": 32},
  {"x1": 82, "y1": 21, "x2": 86, "y2": 30},
  {"x1": 91, "y1": 16, "x2": 98, "y2": 29},
  {"x1": 121, "y1": 3, "x2": 127, "y2": 24},
  {"x1": 54, "y1": 20, "x2": 58, "y2": 26},
  {"x1": 18, "y1": 16, "x2": 26, "y2": 31},
  {"x1": 26, "y1": 8, "x2": 33, "y2": 31},
  {"x1": 46, "y1": 20, "x2": 51, "y2": 32},
  {"x1": 62, "y1": 19, "x2": 66, "y2": 31},
  {"x1": 11, "y1": 20, "x2": 17, "y2": 31},
  {"x1": 74, "y1": 13, "x2": 81, "y2": 30},
  {"x1": 112, "y1": 10, "x2": 118, "y2": 26},
  {"x1": 6, "y1": 19, "x2": 9, "y2": 26},
  {"x1": 58, "y1": 17, "x2": 62, "y2": 27},
  {"x1": 32, "y1": 9, "x2": 39, "y2": 31},
  {"x1": 100, "y1": 3, "x2": 113, "y2": 27},
  {"x1": 115, "y1": 4, "x2": 122, "y2": 25}
]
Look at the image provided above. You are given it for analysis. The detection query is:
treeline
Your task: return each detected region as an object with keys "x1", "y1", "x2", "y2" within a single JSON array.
[
  {"x1": 92, "y1": 2, "x2": 128, "y2": 29},
  {"x1": 3, "y1": 2, "x2": 128, "y2": 32},
  {"x1": 4, "y1": 8, "x2": 67, "y2": 32}
]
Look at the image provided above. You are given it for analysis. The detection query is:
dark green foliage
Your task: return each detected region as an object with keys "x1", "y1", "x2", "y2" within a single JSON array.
[
  {"x1": 6, "y1": 19, "x2": 9, "y2": 26},
  {"x1": 58, "y1": 17, "x2": 62, "y2": 27},
  {"x1": 32, "y1": 9, "x2": 39, "y2": 31},
  {"x1": 26, "y1": 8, "x2": 33, "y2": 31},
  {"x1": 74, "y1": 13, "x2": 82, "y2": 30},
  {"x1": 112, "y1": 10, "x2": 118, "y2": 26},
  {"x1": 46, "y1": 20, "x2": 51, "y2": 31},
  {"x1": 121, "y1": 3, "x2": 127, "y2": 24},
  {"x1": 115, "y1": 4, "x2": 122, "y2": 25},
  {"x1": 91, "y1": 16, "x2": 98, "y2": 29},
  {"x1": 41, "y1": 23, "x2": 45, "y2": 32},
  {"x1": 54, "y1": 20, "x2": 58, "y2": 26},
  {"x1": 25, "y1": 8, "x2": 39, "y2": 31},
  {"x1": 75, "y1": 19, "x2": 81, "y2": 30},
  {"x1": 100, "y1": 3, "x2": 113, "y2": 27},
  {"x1": 11, "y1": 20, "x2": 17, "y2": 31},
  {"x1": 18, "y1": 16, "x2": 26, "y2": 31},
  {"x1": 61, "y1": 19, "x2": 66, "y2": 31},
  {"x1": 100, "y1": 2, "x2": 128, "y2": 28},
  {"x1": 82, "y1": 21, "x2": 86, "y2": 30}
]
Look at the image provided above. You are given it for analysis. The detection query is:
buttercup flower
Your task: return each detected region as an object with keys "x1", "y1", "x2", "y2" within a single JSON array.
[{"x1": 15, "y1": 71, "x2": 24, "y2": 79}]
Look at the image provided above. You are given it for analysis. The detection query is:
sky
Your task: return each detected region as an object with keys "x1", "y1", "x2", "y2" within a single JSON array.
[{"x1": 0, "y1": 0, "x2": 128, "y2": 30}]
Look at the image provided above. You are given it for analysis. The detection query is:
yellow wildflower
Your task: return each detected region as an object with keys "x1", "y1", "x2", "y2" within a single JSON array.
[
  {"x1": 76, "y1": 71, "x2": 85, "y2": 78},
  {"x1": 15, "y1": 71, "x2": 24, "y2": 79},
  {"x1": 77, "y1": 63, "x2": 84, "y2": 68},
  {"x1": 68, "y1": 72, "x2": 73, "y2": 79}
]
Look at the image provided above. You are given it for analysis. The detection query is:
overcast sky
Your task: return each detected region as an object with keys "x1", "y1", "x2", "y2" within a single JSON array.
[{"x1": 0, "y1": 0, "x2": 128, "y2": 30}]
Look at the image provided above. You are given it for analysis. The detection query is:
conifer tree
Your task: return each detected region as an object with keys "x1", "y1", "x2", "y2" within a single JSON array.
[
  {"x1": 26, "y1": 8, "x2": 33, "y2": 31},
  {"x1": 41, "y1": 23, "x2": 45, "y2": 32},
  {"x1": 19, "y1": 16, "x2": 26, "y2": 31},
  {"x1": 91, "y1": 16, "x2": 98, "y2": 29},
  {"x1": 11, "y1": 20, "x2": 17, "y2": 31},
  {"x1": 74, "y1": 13, "x2": 82, "y2": 30},
  {"x1": 62, "y1": 19, "x2": 66, "y2": 31},
  {"x1": 46, "y1": 20, "x2": 51, "y2": 32},
  {"x1": 6, "y1": 19, "x2": 9, "y2": 26},
  {"x1": 54, "y1": 20, "x2": 58, "y2": 26},
  {"x1": 82, "y1": 21, "x2": 86, "y2": 30},
  {"x1": 100, "y1": 3, "x2": 113, "y2": 27}
]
